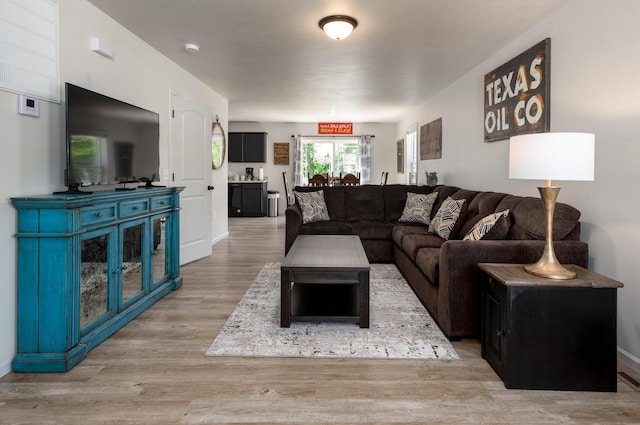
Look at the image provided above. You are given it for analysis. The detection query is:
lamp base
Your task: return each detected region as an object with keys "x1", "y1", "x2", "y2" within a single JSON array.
[
  {"x1": 524, "y1": 185, "x2": 577, "y2": 280},
  {"x1": 524, "y1": 260, "x2": 577, "y2": 280}
]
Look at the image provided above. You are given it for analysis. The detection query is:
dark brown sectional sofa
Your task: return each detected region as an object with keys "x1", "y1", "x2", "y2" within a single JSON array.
[{"x1": 285, "y1": 184, "x2": 589, "y2": 340}]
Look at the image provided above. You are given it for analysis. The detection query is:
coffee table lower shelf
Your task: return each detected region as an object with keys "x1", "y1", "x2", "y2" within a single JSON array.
[{"x1": 290, "y1": 282, "x2": 361, "y2": 324}]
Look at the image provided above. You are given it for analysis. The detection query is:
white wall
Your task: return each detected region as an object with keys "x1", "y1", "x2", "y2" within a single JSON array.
[
  {"x1": 0, "y1": 0, "x2": 228, "y2": 377},
  {"x1": 228, "y1": 122, "x2": 397, "y2": 214},
  {"x1": 398, "y1": 0, "x2": 640, "y2": 370}
]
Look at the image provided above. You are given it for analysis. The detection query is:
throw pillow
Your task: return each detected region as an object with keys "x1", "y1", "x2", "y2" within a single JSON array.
[
  {"x1": 428, "y1": 196, "x2": 466, "y2": 240},
  {"x1": 294, "y1": 190, "x2": 330, "y2": 224},
  {"x1": 463, "y1": 210, "x2": 510, "y2": 241},
  {"x1": 398, "y1": 192, "x2": 438, "y2": 225}
]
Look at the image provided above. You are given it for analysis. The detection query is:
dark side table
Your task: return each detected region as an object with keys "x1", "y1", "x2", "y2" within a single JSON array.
[{"x1": 478, "y1": 263, "x2": 623, "y2": 392}]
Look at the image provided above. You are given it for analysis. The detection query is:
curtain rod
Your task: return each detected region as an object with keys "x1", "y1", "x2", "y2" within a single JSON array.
[{"x1": 290, "y1": 134, "x2": 375, "y2": 138}]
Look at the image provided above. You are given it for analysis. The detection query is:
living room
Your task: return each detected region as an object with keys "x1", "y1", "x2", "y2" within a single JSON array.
[{"x1": 1, "y1": 0, "x2": 639, "y2": 421}]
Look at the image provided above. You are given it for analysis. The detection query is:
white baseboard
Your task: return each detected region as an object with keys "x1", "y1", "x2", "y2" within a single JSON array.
[
  {"x1": 211, "y1": 231, "x2": 229, "y2": 246},
  {"x1": 0, "y1": 357, "x2": 11, "y2": 378},
  {"x1": 618, "y1": 346, "x2": 640, "y2": 373}
]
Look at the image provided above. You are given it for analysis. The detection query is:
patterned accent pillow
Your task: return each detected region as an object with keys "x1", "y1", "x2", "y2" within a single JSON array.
[
  {"x1": 398, "y1": 192, "x2": 438, "y2": 225},
  {"x1": 294, "y1": 190, "x2": 330, "y2": 224},
  {"x1": 428, "y1": 197, "x2": 466, "y2": 240},
  {"x1": 463, "y1": 210, "x2": 510, "y2": 241}
]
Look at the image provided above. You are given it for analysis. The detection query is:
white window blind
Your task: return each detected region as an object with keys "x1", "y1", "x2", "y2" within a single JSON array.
[{"x1": 0, "y1": 0, "x2": 59, "y2": 103}]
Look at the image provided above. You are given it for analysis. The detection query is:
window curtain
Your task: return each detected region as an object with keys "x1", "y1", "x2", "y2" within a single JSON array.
[
  {"x1": 292, "y1": 134, "x2": 303, "y2": 186},
  {"x1": 358, "y1": 135, "x2": 372, "y2": 184}
]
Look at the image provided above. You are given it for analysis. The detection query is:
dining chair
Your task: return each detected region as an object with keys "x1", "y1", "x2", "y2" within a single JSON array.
[
  {"x1": 380, "y1": 171, "x2": 388, "y2": 185},
  {"x1": 340, "y1": 172, "x2": 360, "y2": 186},
  {"x1": 308, "y1": 173, "x2": 329, "y2": 186},
  {"x1": 282, "y1": 171, "x2": 294, "y2": 208}
]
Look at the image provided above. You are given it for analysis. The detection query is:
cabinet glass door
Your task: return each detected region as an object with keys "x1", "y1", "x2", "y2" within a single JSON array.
[
  {"x1": 121, "y1": 222, "x2": 145, "y2": 304},
  {"x1": 151, "y1": 215, "x2": 169, "y2": 285},
  {"x1": 80, "y1": 232, "x2": 112, "y2": 329}
]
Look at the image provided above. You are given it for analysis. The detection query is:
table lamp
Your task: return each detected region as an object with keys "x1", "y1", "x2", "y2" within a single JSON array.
[{"x1": 509, "y1": 132, "x2": 595, "y2": 279}]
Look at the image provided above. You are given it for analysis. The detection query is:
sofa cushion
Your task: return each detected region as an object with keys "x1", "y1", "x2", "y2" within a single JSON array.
[
  {"x1": 430, "y1": 186, "x2": 461, "y2": 215},
  {"x1": 415, "y1": 248, "x2": 440, "y2": 287},
  {"x1": 294, "y1": 185, "x2": 346, "y2": 220},
  {"x1": 299, "y1": 220, "x2": 352, "y2": 235},
  {"x1": 429, "y1": 197, "x2": 466, "y2": 240},
  {"x1": 351, "y1": 221, "x2": 394, "y2": 240},
  {"x1": 294, "y1": 190, "x2": 330, "y2": 224},
  {"x1": 398, "y1": 192, "x2": 438, "y2": 225},
  {"x1": 383, "y1": 185, "x2": 435, "y2": 221},
  {"x1": 345, "y1": 185, "x2": 385, "y2": 221},
  {"x1": 495, "y1": 195, "x2": 581, "y2": 240},
  {"x1": 401, "y1": 233, "x2": 445, "y2": 261},
  {"x1": 458, "y1": 192, "x2": 509, "y2": 237},
  {"x1": 463, "y1": 210, "x2": 510, "y2": 241},
  {"x1": 392, "y1": 224, "x2": 430, "y2": 247}
]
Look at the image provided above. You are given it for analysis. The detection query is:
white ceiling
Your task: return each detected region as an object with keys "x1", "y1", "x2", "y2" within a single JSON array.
[{"x1": 87, "y1": 0, "x2": 570, "y2": 123}]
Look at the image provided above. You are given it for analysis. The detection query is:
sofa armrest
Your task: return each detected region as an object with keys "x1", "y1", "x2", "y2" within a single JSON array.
[
  {"x1": 437, "y1": 239, "x2": 589, "y2": 338},
  {"x1": 285, "y1": 204, "x2": 303, "y2": 254}
]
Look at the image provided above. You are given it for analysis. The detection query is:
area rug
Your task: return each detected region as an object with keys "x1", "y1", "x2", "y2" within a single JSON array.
[{"x1": 205, "y1": 263, "x2": 460, "y2": 360}]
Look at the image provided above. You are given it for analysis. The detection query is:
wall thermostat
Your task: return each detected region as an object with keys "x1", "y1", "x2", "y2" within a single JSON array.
[{"x1": 18, "y1": 95, "x2": 40, "y2": 117}]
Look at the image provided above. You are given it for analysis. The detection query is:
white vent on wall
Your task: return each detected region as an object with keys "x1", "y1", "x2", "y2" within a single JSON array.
[{"x1": 0, "y1": 0, "x2": 60, "y2": 103}]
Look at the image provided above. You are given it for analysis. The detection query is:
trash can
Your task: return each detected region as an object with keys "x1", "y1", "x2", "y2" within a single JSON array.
[{"x1": 267, "y1": 190, "x2": 280, "y2": 217}]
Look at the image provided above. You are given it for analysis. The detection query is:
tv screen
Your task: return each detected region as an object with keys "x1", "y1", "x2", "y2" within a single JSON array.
[{"x1": 65, "y1": 83, "x2": 160, "y2": 190}]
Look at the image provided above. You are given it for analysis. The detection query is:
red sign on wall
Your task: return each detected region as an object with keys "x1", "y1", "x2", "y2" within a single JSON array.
[{"x1": 318, "y1": 122, "x2": 353, "y2": 134}]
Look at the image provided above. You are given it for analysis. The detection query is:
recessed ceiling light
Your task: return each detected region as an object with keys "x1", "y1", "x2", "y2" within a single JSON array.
[
  {"x1": 318, "y1": 15, "x2": 358, "y2": 40},
  {"x1": 185, "y1": 43, "x2": 200, "y2": 53}
]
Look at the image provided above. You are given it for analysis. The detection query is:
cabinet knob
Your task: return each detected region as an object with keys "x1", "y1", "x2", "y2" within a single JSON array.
[
  {"x1": 95, "y1": 212, "x2": 103, "y2": 218},
  {"x1": 207, "y1": 185, "x2": 215, "y2": 191},
  {"x1": 496, "y1": 330, "x2": 505, "y2": 337}
]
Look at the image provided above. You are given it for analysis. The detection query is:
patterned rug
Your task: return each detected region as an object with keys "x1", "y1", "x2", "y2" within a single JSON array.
[{"x1": 205, "y1": 263, "x2": 460, "y2": 360}]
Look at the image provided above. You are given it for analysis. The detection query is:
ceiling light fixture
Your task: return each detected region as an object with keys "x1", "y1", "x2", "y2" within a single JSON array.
[
  {"x1": 185, "y1": 43, "x2": 200, "y2": 53},
  {"x1": 318, "y1": 15, "x2": 358, "y2": 40}
]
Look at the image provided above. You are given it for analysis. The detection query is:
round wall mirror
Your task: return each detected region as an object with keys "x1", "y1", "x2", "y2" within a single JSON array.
[{"x1": 212, "y1": 117, "x2": 226, "y2": 169}]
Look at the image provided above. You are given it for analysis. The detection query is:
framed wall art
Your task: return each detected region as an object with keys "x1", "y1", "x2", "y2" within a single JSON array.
[
  {"x1": 420, "y1": 118, "x2": 442, "y2": 160},
  {"x1": 484, "y1": 38, "x2": 550, "y2": 142},
  {"x1": 273, "y1": 142, "x2": 289, "y2": 165}
]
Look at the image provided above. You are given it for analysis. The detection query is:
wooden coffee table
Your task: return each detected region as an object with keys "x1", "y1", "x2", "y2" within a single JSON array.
[{"x1": 281, "y1": 235, "x2": 370, "y2": 328}]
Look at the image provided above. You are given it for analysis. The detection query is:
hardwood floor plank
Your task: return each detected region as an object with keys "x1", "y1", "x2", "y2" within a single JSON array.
[{"x1": 0, "y1": 216, "x2": 638, "y2": 424}]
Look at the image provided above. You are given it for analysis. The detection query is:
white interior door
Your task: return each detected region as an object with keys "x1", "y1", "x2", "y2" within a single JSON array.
[{"x1": 171, "y1": 94, "x2": 213, "y2": 265}]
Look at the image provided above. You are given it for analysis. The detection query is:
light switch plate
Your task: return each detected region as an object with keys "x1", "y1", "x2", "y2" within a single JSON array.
[{"x1": 18, "y1": 95, "x2": 40, "y2": 117}]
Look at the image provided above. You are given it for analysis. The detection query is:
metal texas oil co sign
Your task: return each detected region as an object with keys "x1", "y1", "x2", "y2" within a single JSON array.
[{"x1": 484, "y1": 38, "x2": 550, "y2": 142}]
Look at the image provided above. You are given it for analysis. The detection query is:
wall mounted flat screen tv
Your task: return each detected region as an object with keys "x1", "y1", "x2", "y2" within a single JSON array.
[{"x1": 63, "y1": 83, "x2": 160, "y2": 192}]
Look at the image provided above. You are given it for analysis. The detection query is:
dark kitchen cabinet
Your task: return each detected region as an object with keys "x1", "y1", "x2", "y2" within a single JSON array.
[
  {"x1": 228, "y1": 132, "x2": 267, "y2": 162},
  {"x1": 228, "y1": 182, "x2": 267, "y2": 217}
]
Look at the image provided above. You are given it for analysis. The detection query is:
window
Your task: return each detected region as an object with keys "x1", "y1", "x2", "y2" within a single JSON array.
[
  {"x1": 405, "y1": 126, "x2": 418, "y2": 184},
  {"x1": 0, "y1": 0, "x2": 60, "y2": 102},
  {"x1": 301, "y1": 137, "x2": 360, "y2": 181}
]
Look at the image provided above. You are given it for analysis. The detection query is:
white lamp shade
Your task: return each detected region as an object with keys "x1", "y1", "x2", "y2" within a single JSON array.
[{"x1": 509, "y1": 132, "x2": 595, "y2": 181}]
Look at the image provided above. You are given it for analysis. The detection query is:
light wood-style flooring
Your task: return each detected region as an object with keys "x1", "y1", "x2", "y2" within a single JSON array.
[{"x1": 1, "y1": 216, "x2": 639, "y2": 424}]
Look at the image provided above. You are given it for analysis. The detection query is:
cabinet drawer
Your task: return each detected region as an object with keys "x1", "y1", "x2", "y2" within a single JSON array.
[
  {"x1": 80, "y1": 205, "x2": 117, "y2": 226},
  {"x1": 150, "y1": 196, "x2": 172, "y2": 211},
  {"x1": 119, "y1": 200, "x2": 149, "y2": 218}
]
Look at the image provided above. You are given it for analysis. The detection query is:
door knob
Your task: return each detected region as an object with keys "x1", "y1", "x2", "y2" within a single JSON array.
[{"x1": 207, "y1": 185, "x2": 215, "y2": 191}]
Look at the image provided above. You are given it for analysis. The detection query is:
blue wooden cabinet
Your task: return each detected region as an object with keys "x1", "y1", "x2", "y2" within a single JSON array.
[{"x1": 11, "y1": 187, "x2": 184, "y2": 372}]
